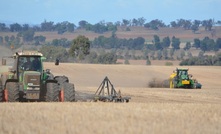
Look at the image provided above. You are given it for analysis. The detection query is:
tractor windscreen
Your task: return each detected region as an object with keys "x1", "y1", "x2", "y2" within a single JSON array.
[{"x1": 18, "y1": 56, "x2": 42, "y2": 72}]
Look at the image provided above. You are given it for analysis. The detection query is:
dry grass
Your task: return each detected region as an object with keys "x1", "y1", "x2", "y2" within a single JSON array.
[
  {"x1": 1, "y1": 62, "x2": 221, "y2": 134},
  {"x1": 0, "y1": 102, "x2": 221, "y2": 134}
]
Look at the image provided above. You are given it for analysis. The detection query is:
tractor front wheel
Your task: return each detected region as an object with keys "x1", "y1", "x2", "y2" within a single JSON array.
[{"x1": 5, "y1": 82, "x2": 19, "y2": 102}]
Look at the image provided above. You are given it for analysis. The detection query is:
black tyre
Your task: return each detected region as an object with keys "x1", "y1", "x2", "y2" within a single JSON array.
[
  {"x1": 54, "y1": 76, "x2": 69, "y2": 84},
  {"x1": 5, "y1": 82, "x2": 19, "y2": 102},
  {"x1": 46, "y1": 82, "x2": 59, "y2": 102},
  {"x1": 60, "y1": 83, "x2": 75, "y2": 102}
]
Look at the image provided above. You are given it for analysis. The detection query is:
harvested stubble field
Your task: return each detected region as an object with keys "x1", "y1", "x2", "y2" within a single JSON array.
[{"x1": 0, "y1": 63, "x2": 221, "y2": 134}]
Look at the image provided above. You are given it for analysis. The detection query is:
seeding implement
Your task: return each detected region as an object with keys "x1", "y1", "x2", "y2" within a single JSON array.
[{"x1": 94, "y1": 76, "x2": 131, "y2": 102}]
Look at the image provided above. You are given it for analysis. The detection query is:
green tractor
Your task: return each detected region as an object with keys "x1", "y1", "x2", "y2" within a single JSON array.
[
  {"x1": 169, "y1": 68, "x2": 202, "y2": 89},
  {"x1": 0, "y1": 51, "x2": 75, "y2": 102}
]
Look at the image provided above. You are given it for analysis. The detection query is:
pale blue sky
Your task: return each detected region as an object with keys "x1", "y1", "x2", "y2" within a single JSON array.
[{"x1": 0, "y1": 0, "x2": 220, "y2": 25}]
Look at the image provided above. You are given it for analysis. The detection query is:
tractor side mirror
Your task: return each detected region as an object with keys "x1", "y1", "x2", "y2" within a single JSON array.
[
  {"x1": 2, "y1": 59, "x2": 6, "y2": 65},
  {"x1": 55, "y1": 58, "x2": 59, "y2": 66}
]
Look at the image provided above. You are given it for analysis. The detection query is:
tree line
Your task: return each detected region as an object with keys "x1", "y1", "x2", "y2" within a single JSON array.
[
  {"x1": 0, "y1": 18, "x2": 221, "y2": 34},
  {"x1": 39, "y1": 35, "x2": 117, "y2": 64},
  {"x1": 180, "y1": 52, "x2": 221, "y2": 66}
]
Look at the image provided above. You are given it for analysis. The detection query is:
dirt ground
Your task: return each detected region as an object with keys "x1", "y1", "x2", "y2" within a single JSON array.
[{"x1": 0, "y1": 63, "x2": 221, "y2": 134}]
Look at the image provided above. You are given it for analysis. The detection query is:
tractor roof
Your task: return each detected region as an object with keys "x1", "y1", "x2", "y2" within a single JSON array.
[
  {"x1": 14, "y1": 51, "x2": 43, "y2": 57},
  {"x1": 176, "y1": 68, "x2": 188, "y2": 71}
]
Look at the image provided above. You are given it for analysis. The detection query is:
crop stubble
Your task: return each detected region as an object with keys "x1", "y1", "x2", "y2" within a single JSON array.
[{"x1": 0, "y1": 63, "x2": 221, "y2": 134}]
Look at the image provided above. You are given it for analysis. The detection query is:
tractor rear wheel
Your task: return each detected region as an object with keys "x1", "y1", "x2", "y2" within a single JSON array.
[
  {"x1": 60, "y1": 83, "x2": 75, "y2": 102},
  {"x1": 45, "y1": 82, "x2": 59, "y2": 102},
  {"x1": 5, "y1": 82, "x2": 19, "y2": 102},
  {"x1": 54, "y1": 76, "x2": 69, "y2": 83}
]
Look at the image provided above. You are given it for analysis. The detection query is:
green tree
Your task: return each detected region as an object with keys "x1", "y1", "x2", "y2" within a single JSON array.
[
  {"x1": 169, "y1": 49, "x2": 174, "y2": 59},
  {"x1": 153, "y1": 35, "x2": 162, "y2": 50},
  {"x1": 193, "y1": 38, "x2": 201, "y2": 49},
  {"x1": 191, "y1": 20, "x2": 201, "y2": 33},
  {"x1": 98, "y1": 52, "x2": 117, "y2": 64},
  {"x1": 162, "y1": 49, "x2": 168, "y2": 59},
  {"x1": 157, "y1": 50, "x2": 162, "y2": 60},
  {"x1": 22, "y1": 24, "x2": 30, "y2": 31},
  {"x1": 187, "y1": 52, "x2": 193, "y2": 58},
  {"x1": 69, "y1": 35, "x2": 90, "y2": 59},
  {"x1": 180, "y1": 49, "x2": 185, "y2": 60},
  {"x1": 4, "y1": 36, "x2": 9, "y2": 43},
  {"x1": 19, "y1": 29, "x2": 35, "y2": 42},
  {"x1": 41, "y1": 20, "x2": 54, "y2": 31},
  {"x1": 170, "y1": 21, "x2": 177, "y2": 28},
  {"x1": 162, "y1": 36, "x2": 170, "y2": 48},
  {"x1": 144, "y1": 19, "x2": 165, "y2": 30},
  {"x1": 200, "y1": 37, "x2": 216, "y2": 51},
  {"x1": 0, "y1": 36, "x2": 3, "y2": 44},
  {"x1": 171, "y1": 36, "x2": 180, "y2": 50},
  {"x1": 78, "y1": 20, "x2": 88, "y2": 28},
  {"x1": 122, "y1": 19, "x2": 130, "y2": 26},
  {"x1": 34, "y1": 35, "x2": 46, "y2": 45},
  {"x1": 106, "y1": 22, "x2": 117, "y2": 31},
  {"x1": 216, "y1": 38, "x2": 221, "y2": 49},
  {"x1": 55, "y1": 21, "x2": 75, "y2": 34},
  {"x1": 137, "y1": 17, "x2": 146, "y2": 26},
  {"x1": 132, "y1": 18, "x2": 138, "y2": 26},
  {"x1": 184, "y1": 42, "x2": 191, "y2": 50},
  {"x1": 86, "y1": 51, "x2": 98, "y2": 63},
  {"x1": 0, "y1": 23, "x2": 8, "y2": 31},
  {"x1": 10, "y1": 23, "x2": 22, "y2": 32},
  {"x1": 202, "y1": 19, "x2": 213, "y2": 31},
  {"x1": 40, "y1": 45, "x2": 68, "y2": 62}
]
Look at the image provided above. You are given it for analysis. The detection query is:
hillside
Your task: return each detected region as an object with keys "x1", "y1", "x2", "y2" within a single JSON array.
[
  {"x1": 1, "y1": 26, "x2": 221, "y2": 42},
  {"x1": 35, "y1": 26, "x2": 221, "y2": 42}
]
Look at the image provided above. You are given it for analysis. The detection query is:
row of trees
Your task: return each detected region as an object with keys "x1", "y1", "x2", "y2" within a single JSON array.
[
  {"x1": 0, "y1": 30, "x2": 46, "y2": 48},
  {"x1": 92, "y1": 34, "x2": 221, "y2": 52},
  {"x1": 1, "y1": 31, "x2": 221, "y2": 53},
  {"x1": 1, "y1": 18, "x2": 221, "y2": 34},
  {"x1": 92, "y1": 34, "x2": 145, "y2": 50},
  {"x1": 192, "y1": 37, "x2": 221, "y2": 52},
  {"x1": 40, "y1": 35, "x2": 117, "y2": 64},
  {"x1": 180, "y1": 53, "x2": 221, "y2": 66},
  {"x1": 2, "y1": 32, "x2": 218, "y2": 65},
  {"x1": 0, "y1": 20, "x2": 76, "y2": 34}
]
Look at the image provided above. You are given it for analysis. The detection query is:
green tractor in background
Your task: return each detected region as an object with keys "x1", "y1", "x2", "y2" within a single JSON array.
[
  {"x1": 169, "y1": 68, "x2": 202, "y2": 89},
  {"x1": 0, "y1": 51, "x2": 75, "y2": 102}
]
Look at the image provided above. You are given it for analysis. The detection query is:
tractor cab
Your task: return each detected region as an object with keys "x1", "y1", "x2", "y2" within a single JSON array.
[{"x1": 176, "y1": 69, "x2": 189, "y2": 80}]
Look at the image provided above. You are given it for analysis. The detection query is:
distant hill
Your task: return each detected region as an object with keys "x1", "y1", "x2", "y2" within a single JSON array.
[
  {"x1": 1, "y1": 26, "x2": 221, "y2": 42},
  {"x1": 38, "y1": 26, "x2": 221, "y2": 42}
]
